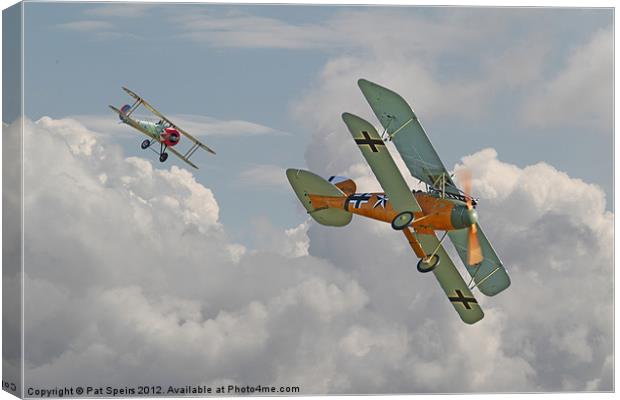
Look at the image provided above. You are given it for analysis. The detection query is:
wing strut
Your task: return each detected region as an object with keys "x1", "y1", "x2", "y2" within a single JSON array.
[
  {"x1": 380, "y1": 115, "x2": 394, "y2": 141},
  {"x1": 468, "y1": 266, "x2": 502, "y2": 291},
  {"x1": 428, "y1": 231, "x2": 449, "y2": 259},
  {"x1": 184, "y1": 143, "x2": 201, "y2": 159},
  {"x1": 388, "y1": 117, "x2": 414, "y2": 141},
  {"x1": 126, "y1": 98, "x2": 142, "y2": 117}
]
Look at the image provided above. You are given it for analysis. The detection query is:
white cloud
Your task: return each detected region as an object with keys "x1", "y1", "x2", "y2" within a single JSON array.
[
  {"x1": 521, "y1": 26, "x2": 613, "y2": 133},
  {"x1": 302, "y1": 146, "x2": 612, "y2": 391},
  {"x1": 70, "y1": 113, "x2": 285, "y2": 138},
  {"x1": 284, "y1": 13, "x2": 563, "y2": 180},
  {"x1": 9, "y1": 89, "x2": 613, "y2": 394},
  {"x1": 11, "y1": 7, "x2": 615, "y2": 389},
  {"x1": 54, "y1": 19, "x2": 144, "y2": 41},
  {"x1": 13, "y1": 117, "x2": 373, "y2": 392},
  {"x1": 172, "y1": 11, "x2": 338, "y2": 49},
  {"x1": 55, "y1": 20, "x2": 114, "y2": 31},
  {"x1": 251, "y1": 218, "x2": 310, "y2": 258},
  {"x1": 170, "y1": 114, "x2": 287, "y2": 137},
  {"x1": 172, "y1": 9, "x2": 503, "y2": 54},
  {"x1": 295, "y1": 43, "x2": 612, "y2": 390},
  {"x1": 178, "y1": 8, "x2": 609, "y2": 139}
]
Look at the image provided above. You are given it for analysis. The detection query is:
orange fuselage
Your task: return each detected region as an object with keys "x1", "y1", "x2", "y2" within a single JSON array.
[{"x1": 309, "y1": 191, "x2": 470, "y2": 234}]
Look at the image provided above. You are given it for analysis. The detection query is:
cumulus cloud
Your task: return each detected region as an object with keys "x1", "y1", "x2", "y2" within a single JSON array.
[
  {"x1": 14, "y1": 117, "x2": 372, "y2": 392},
  {"x1": 16, "y1": 5, "x2": 613, "y2": 393},
  {"x1": 170, "y1": 8, "x2": 555, "y2": 131},
  {"x1": 288, "y1": 15, "x2": 612, "y2": 387},
  {"x1": 521, "y1": 26, "x2": 613, "y2": 133},
  {"x1": 174, "y1": 8, "x2": 608, "y2": 150},
  {"x1": 11, "y1": 86, "x2": 613, "y2": 395},
  {"x1": 251, "y1": 218, "x2": 310, "y2": 258},
  {"x1": 302, "y1": 144, "x2": 612, "y2": 392},
  {"x1": 279, "y1": 12, "x2": 565, "y2": 180}
]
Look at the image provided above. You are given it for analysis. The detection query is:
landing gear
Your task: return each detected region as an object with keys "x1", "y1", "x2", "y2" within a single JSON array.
[
  {"x1": 157, "y1": 142, "x2": 169, "y2": 163},
  {"x1": 417, "y1": 254, "x2": 440, "y2": 273},
  {"x1": 391, "y1": 211, "x2": 414, "y2": 230},
  {"x1": 141, "y1": 139, "x2": 151, "y2": 149}
]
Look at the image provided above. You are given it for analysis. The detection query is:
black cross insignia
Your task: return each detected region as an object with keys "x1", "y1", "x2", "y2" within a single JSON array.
[
  {"x1": 345, "y1": 193, "x2": 371, "y2": 210},
  {"x1": 448, "y1": 290, "x2": 478, "y2": 310},
  {"x1": 355, "y1": 131, "x2": 385, "y2": 152}
]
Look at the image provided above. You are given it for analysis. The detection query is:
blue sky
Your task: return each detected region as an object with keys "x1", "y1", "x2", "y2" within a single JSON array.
[{"x1": 18, "y1": 3, "x2": 613, "y2": 246}]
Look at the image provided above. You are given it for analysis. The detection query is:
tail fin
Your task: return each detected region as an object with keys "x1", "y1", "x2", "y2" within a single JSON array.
[
  {"x1": 119, "y1": 104, "x2": 131, "y2": 120},
  {"x1": 328, "y1": 176, "x2": 357, "y2": 195},
  {"x1": 286, "y1": 169, "x2": 352, "y2": 227}
]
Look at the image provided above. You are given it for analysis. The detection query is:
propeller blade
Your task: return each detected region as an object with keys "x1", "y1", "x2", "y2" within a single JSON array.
[
  {"x1": 467, "y1": 224, "x2": 483, "y2": 265},
  {"x1": 458, "y1": 168, "x2": 483, "y2": 265},
  {"x1": 458, "y1": 169, "x2": 473, "y2": 210}
]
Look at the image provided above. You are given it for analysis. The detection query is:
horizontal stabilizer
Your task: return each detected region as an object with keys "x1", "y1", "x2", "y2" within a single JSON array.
[{"x1": 286, "y1": 169, "x2": 352, "y2": 227}]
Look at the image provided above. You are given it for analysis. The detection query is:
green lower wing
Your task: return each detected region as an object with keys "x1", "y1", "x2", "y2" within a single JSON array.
[
  {"x1": 417, "y1": 233, "x2": 484, "y2": 324},
  {"x1": 448, "y1": 225, "x2": 511, "y2": 296},
  {"x1": 341, "y1": 112, "x2": 421, "y2": 214},
  {"x1": 357, "y1": 80, "x2": 510, "y2": 297},
  {"x1": 342, "y1": 112, "x2": 482, "y2": 324}
]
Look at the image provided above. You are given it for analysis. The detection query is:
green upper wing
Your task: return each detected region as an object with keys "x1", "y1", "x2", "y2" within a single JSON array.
[
  {"x1": 417, "y1": 232, "x2": 484, "y2": 324},
  {"x1": 358, "y1": 79, "x2": 510, "y2": 297},
  {"x1": 341, "y1": 113, "x2": 421, "y2": 214},
  {"x1": 357, "y1": 79, "x2": 459, "y2": 194},
  {"x1": 342, "y1": 112, "x2": 482, "y2": 324}
]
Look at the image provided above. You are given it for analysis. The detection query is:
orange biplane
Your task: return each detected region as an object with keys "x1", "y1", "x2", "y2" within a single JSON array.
[{"x1": 287, "y1": 79, "x2": 510, "y2": 324}]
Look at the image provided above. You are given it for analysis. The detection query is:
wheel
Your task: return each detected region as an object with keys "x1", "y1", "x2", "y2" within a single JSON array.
[
  {"x1": 391, "y1": 211, "x2": 414, "y2": 230},
  {"x1": 417, "y1": 254, "x2": 440, "y2": 273},
  {"x1": 159, "y1": 152, "x2": 168, "y2": 162},
  {"x1": 141, "y1": 139, "x2": 151, "y2": 149}
]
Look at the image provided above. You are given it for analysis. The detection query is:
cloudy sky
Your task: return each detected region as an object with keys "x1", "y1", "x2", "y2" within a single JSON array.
[{"x1": 4, "y1": 2, "x2": 613, "y2": 394}]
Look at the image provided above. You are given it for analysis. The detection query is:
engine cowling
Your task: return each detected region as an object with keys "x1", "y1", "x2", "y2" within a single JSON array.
[
  {"x1": 450, "y1": 205, "x2": 478, "y2": 230},
  {"x1": 161, "y1": 127, "x2": 181, "y2": 147}
]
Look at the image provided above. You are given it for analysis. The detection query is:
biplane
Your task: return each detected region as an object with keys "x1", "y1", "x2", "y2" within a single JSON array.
[
  {"x1": 109, "y1": 87, "x2": 216, "y2": 169},
  {"x1": 286, "y1": 79, "x2": 510, "y2": 324}
]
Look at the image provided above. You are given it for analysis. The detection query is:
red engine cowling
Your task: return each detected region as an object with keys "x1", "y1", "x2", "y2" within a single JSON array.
[{"x1": 161, "y1": 127, "x2": 181, "y2": 147}]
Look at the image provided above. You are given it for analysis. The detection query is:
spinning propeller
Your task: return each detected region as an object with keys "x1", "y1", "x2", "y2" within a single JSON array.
[{"x1": 458, "y1": 170, "x2": 484, "y2": 265}]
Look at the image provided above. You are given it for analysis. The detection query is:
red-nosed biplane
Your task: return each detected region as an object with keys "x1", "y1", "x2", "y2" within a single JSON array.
[
  {"x1": 109, "y1": 87, "x2": 215, "y2": 169},
  {"x1": 287, "y1": 79, "x2": 510, "y2": 324}
]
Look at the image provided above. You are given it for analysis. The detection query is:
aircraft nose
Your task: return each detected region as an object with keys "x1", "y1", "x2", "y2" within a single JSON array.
[
  {"x1": 464, "y1": 208, "x2": 478, "y2": 226},
  {"x1": 451, "y1": 205, "x2": 478, "y2": 229}
]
